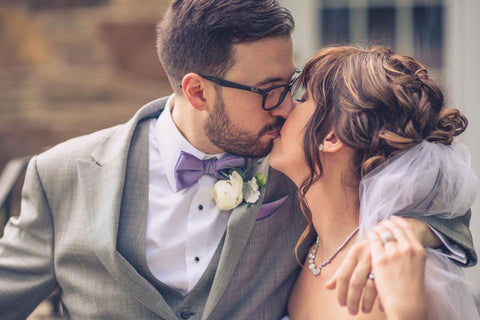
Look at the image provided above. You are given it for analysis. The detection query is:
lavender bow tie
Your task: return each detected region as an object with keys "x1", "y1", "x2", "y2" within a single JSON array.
[{"x1": 174, "y1": 151, "x2": 246, "y2": 191}]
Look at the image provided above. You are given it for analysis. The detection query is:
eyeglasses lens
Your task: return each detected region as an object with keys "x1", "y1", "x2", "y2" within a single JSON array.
[{"x1": 264, "y1": 86, "x2": 292, "y2": 110}]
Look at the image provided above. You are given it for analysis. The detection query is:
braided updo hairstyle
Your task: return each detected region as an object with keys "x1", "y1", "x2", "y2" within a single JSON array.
[{"x1": 295, "y1": 46, "x2": 467, "y2": 254}]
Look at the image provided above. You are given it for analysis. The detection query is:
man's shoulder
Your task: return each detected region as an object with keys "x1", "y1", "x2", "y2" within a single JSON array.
[
  {"x1": 35, "y1": 96, "x2": 169, "y2": 170},
  {"x1": 38, "y1": 125, "x2": 121, "y2": 164}
]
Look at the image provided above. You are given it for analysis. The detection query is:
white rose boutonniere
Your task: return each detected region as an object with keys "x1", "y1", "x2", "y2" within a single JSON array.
[
  {"x1": 213, "y1": 166, "x2": 266, "y2": 211},
  {"x1": 213, "y1": 171, "x2": 244, "y2": 211}
]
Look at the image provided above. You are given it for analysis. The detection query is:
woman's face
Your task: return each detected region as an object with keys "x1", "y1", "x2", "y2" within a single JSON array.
[{"x1": 269, "y1": 89, "x2": 316, "y2": 185}]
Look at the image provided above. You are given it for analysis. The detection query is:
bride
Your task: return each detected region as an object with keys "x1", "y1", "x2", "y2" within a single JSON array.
[{"x1": 270, "y1": 46, "x2": 479, "y2": 319}]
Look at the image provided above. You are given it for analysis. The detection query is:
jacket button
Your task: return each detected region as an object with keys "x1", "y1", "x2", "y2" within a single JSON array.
[{"x1": 180, "y1": 308, "x2": 195, "y2": 319}]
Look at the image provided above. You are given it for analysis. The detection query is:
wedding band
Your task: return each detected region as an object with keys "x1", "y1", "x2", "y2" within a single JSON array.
[
  {"x1": 380, "y1": 231, "x2": 396, "y2": 244},
  {"x1": 367, "y1": 273, "x2": 375, "y2": 281}
]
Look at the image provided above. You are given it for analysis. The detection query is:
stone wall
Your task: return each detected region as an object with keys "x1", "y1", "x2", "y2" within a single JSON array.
[
  {"x1": 0, "y1": 0, "x2": 172, "y2": 180},
  {"x1": 0, "y1": 0, "x2": 172, "y2": 216}
]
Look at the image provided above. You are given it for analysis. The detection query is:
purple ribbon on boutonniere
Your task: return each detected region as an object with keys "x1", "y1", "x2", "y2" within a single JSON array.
[{"x1": 257, "y1": 195, "x2": 290, "y2": 221}]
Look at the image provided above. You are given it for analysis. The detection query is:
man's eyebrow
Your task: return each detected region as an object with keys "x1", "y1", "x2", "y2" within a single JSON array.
[
  {"x1": 254, "y1": 77, "x2": 285, "y2": 87},
  {"x1": 253, "y1": 70, "x2": 297, "y2": 87}
]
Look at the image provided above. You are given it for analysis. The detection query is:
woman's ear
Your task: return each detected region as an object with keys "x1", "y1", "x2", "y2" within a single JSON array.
[
  {"x1": 321, "y1": 130, "x2": 344, "y2": 153},
  {"x1": 181, "y1": 73, "x2": 209, "y2": 111}
]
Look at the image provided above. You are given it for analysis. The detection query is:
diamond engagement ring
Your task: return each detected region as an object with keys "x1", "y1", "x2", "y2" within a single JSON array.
[
  {"x1": 367, "y1": 273, "x2": 375, "y2": 281},
  {"x1": 380, "y1": 231, "x2": 396, "y2": 244}
]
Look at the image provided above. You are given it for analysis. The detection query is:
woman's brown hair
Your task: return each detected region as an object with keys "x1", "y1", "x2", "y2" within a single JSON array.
[{"x1": 295, "y1": 46, "x2": 468, "y2": 258}]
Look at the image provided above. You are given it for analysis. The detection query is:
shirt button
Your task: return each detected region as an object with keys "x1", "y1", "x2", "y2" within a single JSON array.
[
  {"x1": 180, "y1": 308, "x2": 195, "y2": 319},
  {"x1": 194, "y1": 256, "x2": 200, "y2": 263},
  {"x1": 198, "y1": 204, "x2": 203, "y2": 210}
]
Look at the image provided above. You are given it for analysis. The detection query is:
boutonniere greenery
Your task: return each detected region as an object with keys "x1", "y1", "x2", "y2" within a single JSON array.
[{"x1": 212, "y1": 163, "x2": 266, "y2": 211}]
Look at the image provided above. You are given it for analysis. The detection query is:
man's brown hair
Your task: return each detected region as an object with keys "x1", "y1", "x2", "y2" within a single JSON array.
[{"x1": 157, "y1": 0, "x2": 294, "y2": 92}]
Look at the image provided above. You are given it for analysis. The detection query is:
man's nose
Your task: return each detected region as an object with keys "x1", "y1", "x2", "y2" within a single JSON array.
[{"x1": 269, "y1": 94, "x2": 294, "y2": 119}]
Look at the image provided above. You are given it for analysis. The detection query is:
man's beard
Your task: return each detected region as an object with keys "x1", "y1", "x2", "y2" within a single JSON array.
[{"x1": 205, "y1": 93, "x2": 284, "y2": 158}]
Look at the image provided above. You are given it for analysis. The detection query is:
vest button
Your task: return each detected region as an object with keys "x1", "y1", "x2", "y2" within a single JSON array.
[{"x1": 180, "y1": 308, "x2": 195, "y2": 319}]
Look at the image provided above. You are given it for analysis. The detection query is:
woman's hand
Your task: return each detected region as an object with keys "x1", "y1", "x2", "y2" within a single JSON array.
[
  {"x1": 325, "y1": 217, "x2": 436, "y2": 315},
  {"x1": 324, "y1": 239, "x2": 378, "y2": 315},
  {"x1": 368, "y1": 216, "x2": 427, "y2": 320}
]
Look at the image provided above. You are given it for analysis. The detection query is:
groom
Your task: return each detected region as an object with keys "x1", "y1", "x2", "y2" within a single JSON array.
[{"x1": 0, "y1": 1, "x2": 475, "y2": 319}]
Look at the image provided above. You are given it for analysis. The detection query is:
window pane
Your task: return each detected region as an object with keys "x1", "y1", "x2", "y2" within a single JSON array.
[
  {"x1": 321, "y1": 8, "x2": 350, "y2": 45},
  {"x1": 368, "y1": 7, "x2": 396, "y2": 48},
  {"x1": 414, "y1": 5, "x2": 443, "y2": 68}
]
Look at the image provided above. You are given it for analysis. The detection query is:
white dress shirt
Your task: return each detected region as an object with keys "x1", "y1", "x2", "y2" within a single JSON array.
[{"x1": 146, "y1": 94, "x2": 229, "y2": 294}]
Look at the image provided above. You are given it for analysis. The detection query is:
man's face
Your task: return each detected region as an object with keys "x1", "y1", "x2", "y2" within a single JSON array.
[{"x1": 205, "y1": 36, "x2": 296, "y2": 157}]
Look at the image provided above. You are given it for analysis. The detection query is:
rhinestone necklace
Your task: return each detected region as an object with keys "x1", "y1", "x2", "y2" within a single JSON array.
[{"x1": 308, "y1": 227, "x2": 359, "y2": 276}]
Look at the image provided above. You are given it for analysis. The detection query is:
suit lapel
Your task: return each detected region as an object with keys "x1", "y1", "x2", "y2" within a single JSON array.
[
  {"x1": 77, "y1": 98, "x2": 177, "y2": 320},
  {"x1": 202, "y1": 157, "x2": 271, "y2": 320}
]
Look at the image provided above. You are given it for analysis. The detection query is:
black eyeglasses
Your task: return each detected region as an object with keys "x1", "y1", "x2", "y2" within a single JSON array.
[{"x1": 199, "y1": 68, "x2": 301, "y2": 111}]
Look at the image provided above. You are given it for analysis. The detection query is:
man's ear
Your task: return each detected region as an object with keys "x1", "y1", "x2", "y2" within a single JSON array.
[
  {"x1": 181, "y1": 73, "x2": 209, "y2": 111},
  {"x1": 322, "y1": 130, "x2": 344, "y2": 153}
]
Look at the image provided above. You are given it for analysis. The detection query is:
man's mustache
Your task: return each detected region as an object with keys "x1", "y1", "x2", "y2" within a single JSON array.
[{"x1": 259, "y1": 118, "x2": 285, "y2": 137}]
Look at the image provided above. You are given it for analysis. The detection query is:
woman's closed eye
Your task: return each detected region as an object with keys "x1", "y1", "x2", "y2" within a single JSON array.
[{"x1": 295, "y1": 91, "x2": 309, "y2": 104}]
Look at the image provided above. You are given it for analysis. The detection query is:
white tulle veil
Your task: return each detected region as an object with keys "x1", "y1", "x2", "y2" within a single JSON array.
[{"x1": 358, "y1": 141, "x2": 479, "y2": 320}]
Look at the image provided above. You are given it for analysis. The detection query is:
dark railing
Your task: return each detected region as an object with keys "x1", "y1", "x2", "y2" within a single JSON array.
[{"x1": 0, "y1": 156, "x2": 31, "y2": 228}]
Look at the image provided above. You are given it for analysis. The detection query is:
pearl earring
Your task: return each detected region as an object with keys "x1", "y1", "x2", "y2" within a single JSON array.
[{"x1": 319, "y1": 144, "x2": 324, "y2": 151}]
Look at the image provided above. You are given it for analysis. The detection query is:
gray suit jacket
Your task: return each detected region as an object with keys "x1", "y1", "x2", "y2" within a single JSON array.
[{"x1": 0, "y1": 97, "x2": 476, "y2": 319}]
